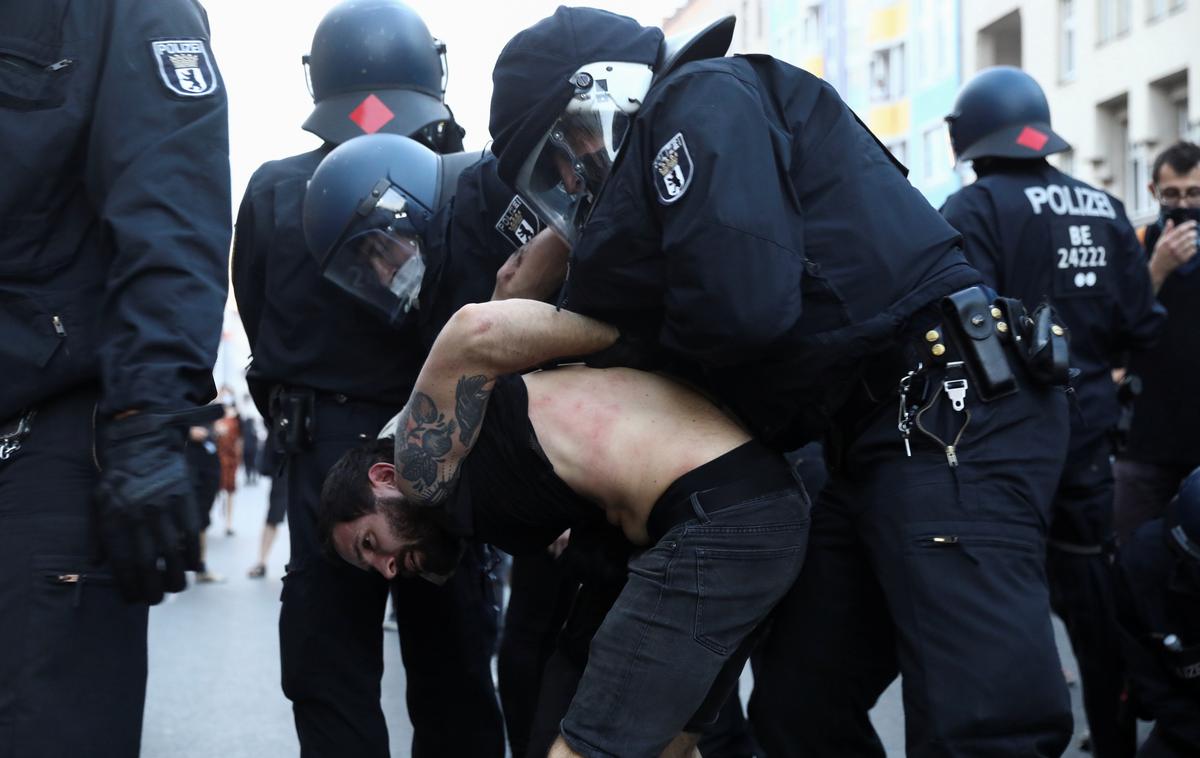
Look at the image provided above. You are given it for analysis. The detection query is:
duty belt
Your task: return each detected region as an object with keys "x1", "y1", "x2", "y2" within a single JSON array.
[{"x1": 0, "y1": 409, "x2": 35, "y2": 462}]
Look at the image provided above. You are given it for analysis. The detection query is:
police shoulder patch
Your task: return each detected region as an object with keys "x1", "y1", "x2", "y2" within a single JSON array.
[
  {"x1": 495, "y1": 195, "x2": 544, "y2": 250},
  {"x1": 150, "y1": 39, "x2": 218, "y2": 97},
  {"x1": 652, "y1": 132, "x2": 693, "y2": 205}
]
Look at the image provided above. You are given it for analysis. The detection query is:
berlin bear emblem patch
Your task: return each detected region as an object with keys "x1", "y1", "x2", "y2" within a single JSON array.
[
  {"x1": 652, "y1": 132, "x2": 693, "y2": 204},
  {"x1": 150, "y1": 40, "x2": 218, "y2": 97},
  {"x1": 495, "y1": 195, "x2": 544, "y2": 250}
]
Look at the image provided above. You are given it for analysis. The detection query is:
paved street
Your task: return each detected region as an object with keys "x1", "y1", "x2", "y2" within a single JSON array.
[{"x1": 143, "y1": 475, "x2": 1102, "y2": 757}]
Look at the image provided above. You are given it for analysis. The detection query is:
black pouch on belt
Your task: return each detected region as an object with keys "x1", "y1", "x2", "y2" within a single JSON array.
[
  {"x1": 939, "y1": 286, "x2": 1017, "y2": 401},
  {"x1": 269, "y1": 388, "x2": 315, "y2": 454},
  {"x1": 1023, "y1": 303, "x2": 1071, "y2": 386}
]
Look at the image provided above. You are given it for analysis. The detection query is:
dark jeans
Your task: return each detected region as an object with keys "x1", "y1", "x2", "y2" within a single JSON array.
[
  {"x1": 1113, "y1": 460, "x2": 1195, "y2": 545},
  {"x1": 561, "y1": 487, "x2": 810, "y2": 757},
  {"x1": 0, "y1": 386, "x2": 148, "y2": 758},
  {"x1": 751, "y1": 365, "x2": 1073, "y2": 757},
  {"x1": 1047, "y1": 443, "x2": 1135, "y2": 758},
  {"x1": 278, "y1": 396, "x2": 503, "y2": 758}
]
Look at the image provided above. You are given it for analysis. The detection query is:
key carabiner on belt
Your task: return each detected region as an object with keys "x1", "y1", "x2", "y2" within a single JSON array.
[{"x1": 0, "y1": 409, "x2": 36, "y2": 462}]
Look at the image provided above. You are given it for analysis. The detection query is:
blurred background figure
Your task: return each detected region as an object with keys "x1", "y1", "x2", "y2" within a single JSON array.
[
  {"x1": 249, "y1": 429, "x2": 287, "y2": 579},
  {"x1": 242, "y1": 411, "x2": 261, "y2": 486},
  {"x1": 186, "y1": 420, "x2": 226, "y2": 584},
  {"x1": 215, "y1": 392, "x2": 243, "y2": 537}
]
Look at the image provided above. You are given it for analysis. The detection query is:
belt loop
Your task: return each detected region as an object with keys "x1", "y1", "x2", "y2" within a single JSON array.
[{"x1": 689, "y1": 491, "x2": 711, "y2": 524}]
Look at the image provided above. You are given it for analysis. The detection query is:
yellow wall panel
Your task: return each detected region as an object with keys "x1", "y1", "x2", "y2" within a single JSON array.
[{"x1": 867, "y1": 99, "x2": 911, "y2": 139}]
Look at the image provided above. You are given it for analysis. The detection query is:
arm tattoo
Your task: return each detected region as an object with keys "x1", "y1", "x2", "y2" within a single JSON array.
[{"x1": 397, "y1": 375, "x2": 492, "y2": 506}]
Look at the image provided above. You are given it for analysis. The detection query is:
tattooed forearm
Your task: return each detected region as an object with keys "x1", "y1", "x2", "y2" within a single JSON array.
[{"x1": 395, "y1": 376, "x2": 494, "y2": 506}]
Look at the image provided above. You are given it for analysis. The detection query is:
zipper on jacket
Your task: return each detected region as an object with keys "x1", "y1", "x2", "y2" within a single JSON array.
[{"x1": 52, "y1": 315, "x2": 66, "y2": 336}]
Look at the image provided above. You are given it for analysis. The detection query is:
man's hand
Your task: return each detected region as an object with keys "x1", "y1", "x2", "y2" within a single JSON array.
[
  {"x1": 1149, "y1": 218, "x2": 1198, "y2": 292},
  {"x1": 491, "y1": 227, "x2": 570, "y2": 301},
  {"x1": 95, "y1": 416, "x2": 201, "y2": 604}
]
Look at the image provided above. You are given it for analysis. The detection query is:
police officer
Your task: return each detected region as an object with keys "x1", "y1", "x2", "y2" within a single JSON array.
[
  {"x1": 1114, "y1": 468, "x2": 1200, "y2": 757},
  {"x1": 488, "y1": 8, "x2": 1075, "y2": 756},
  {"x1": 230, "y1": 3, "x2": 504, "y2": 755},
  {"x1": 0, "y1": 1, "x2": 230, "y2": 756},
  {"x1": 940, "y1": 66, "x2": 1166, "y2": 758}
]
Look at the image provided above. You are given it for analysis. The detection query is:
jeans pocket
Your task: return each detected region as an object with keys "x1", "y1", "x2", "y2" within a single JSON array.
[{"x1": 693, "y1": 543, "x2": 806, "y2": 656}]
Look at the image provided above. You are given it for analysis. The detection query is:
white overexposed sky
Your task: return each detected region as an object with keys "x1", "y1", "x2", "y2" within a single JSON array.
[{"x1": 203, "y1": 0, "x2": 683, "y2": 203}]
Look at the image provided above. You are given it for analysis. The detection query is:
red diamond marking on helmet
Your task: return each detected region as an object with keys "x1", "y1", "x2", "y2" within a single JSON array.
[
  {"x1": 348, "y1": 94, "x2": 395, "y2": 134},
  {"x1": 1016, "y1": 126, "x2": 1049, "y2": 151}
]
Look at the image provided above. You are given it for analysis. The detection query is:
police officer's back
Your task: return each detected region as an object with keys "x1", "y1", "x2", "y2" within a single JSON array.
[
  {"x1": 941, "y1": 66, "x2": 1165, "y2": 758},
  {"x1": 0, "y1": 1, "x2": 230, "y2": 756}
]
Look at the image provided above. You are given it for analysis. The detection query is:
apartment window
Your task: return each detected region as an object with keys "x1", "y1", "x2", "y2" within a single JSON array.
[
  {"x1": 922, "y1": 125, "x2": 952, "y2": 180},
  {"x1": 870, "y1": 43, "x2": 906, "y2": 102},
  {"x1": 1060, "y1": 0, "x2": 1077, "y2": 81},
  {"x1": 1147, "y1": 0, "x2": 1168, "y2": 19},
  {"x1": 935, "y1": 0, "x2": 954, "y2": 77},
  {"x1": 1169, "y1": 0, "x2": 1185, "y2": 10},
  {"x1": 1129, "y1": 143, "x2": 1158, "y2": 216},
  {"x1": 1097, "y1": 0, "x2": 1132, "y2": 42},
  {"x1": 887, "y1": 139, "x2": 909, "y2": 166}
]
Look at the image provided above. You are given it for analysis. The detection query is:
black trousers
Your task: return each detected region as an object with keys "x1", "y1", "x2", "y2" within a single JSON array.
[
  {"x1": 277, "y1": 395, "x2": 504, "y2": 758},
  {"x1": 1047, "y1": 443, "x2": 1136, "y2": 758},
  {"x1": 498, "y1": 552, "x2": 579, "y2": 758},
  {"x1": 0, "y1": 386, "x2": 148, "y2": 758},
  {"x1": 750, "y1": 365, "x2": 1074, "y2": 757}
]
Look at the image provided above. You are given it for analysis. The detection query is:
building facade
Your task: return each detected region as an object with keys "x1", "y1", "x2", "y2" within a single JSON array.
[
  {"x1": 662, "y1": 0, "x2": 770, "y2": 55},
  {"x1": 961, "y1": 0, "x2": 1199, "y2": 225}
]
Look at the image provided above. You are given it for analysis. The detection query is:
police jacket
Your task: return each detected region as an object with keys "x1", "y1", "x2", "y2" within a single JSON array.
[
  {"x1": 232, "y1": 151, "x2": 522, "y2": 417},
  {"x1": 1124, "y1": 221, "x2": 1200, "y2": 468},
  {"x1": 1114, "y1": 518, "x2": 1200, "y2": 750},
  {"x1": 941, "y1": 160, "x2": 1165, "y2": 456},
  {"x1": 560, "y1": 55, "x2": 979, "y2": 449},
  {"x1": 0, "y1": 0, "x2": 231, "y2": 420}
]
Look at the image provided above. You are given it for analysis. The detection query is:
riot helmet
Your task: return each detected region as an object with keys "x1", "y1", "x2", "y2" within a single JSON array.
[
  {"x1": 302, "y1": 0, "x2": 454, "y2": 147},
  {"x1": 1170, "y1": 467, "x2": 1200, "y2": 562},
  {"x1": 303, "y1": 134, "x2": 459, "y2": 325},
  {"x1": 946, "y1": 67, "x2": 1070, "y2": 162},
  {"x1": 489, "y1": 7, "x2": 733, "y2": 245}
]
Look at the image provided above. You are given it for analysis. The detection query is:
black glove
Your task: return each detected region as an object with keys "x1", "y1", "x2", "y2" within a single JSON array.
[
  {"x1": 95, "y1": 415, "x2": 201, "y2": 604},
  {"x1": 583, "y1": 330, "x2": 665, "y2": 372}
]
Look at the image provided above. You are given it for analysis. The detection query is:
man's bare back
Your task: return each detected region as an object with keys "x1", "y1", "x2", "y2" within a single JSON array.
[{"x1": 523, "y1": 365, "x2": 750, "y2": 544}]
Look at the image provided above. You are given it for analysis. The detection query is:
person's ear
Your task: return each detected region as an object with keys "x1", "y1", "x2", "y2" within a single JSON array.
[
  {"x1": 1148, "y1": 180, "x2": 1158, "y2": 202},
  {"x1": 367, "y1": 462, "x2": 397, "y2": 488}
]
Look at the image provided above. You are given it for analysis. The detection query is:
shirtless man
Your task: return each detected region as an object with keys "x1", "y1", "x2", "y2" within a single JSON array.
[{"x1": 319, "y1": 298, "x2": 810, "y2": 757}]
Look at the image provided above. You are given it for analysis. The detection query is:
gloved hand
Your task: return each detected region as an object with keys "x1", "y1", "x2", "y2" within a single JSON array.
[
  {"x1": 95, "y1": 416, "x2": 201, "y2": 604},
  {"x1": 583, "y1": 329, "x2": 664, "y2": 372}
]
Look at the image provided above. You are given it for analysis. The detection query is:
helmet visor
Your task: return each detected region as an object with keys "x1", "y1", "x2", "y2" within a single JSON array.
[
  {"x1": 324, "y1": 226, "x2": 425, "y2": 324},
  {"x1": 513, "y1": 100, "x2": 632, "y2": 246}
]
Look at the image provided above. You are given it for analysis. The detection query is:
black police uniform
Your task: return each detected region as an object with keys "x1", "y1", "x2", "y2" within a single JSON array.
[
  {"x1": 509, "y1": 52, "x2": 1074, "y2": 756},
  {"x1": 1115, "y1": 220, "x2": 1200, "y2": 541},
  {"x1": 0, "y1": 1, "x2": 230, "y2": 755},
  {"x1": 1114, "y1": 515, "x2": 1200, "y2": 756},
  {"x1": 232, "y1": 151, "x2": 511, "y2": 758},
  {"x1": 941, "y1": 159, "x2": 1165, "y2": 758}
]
